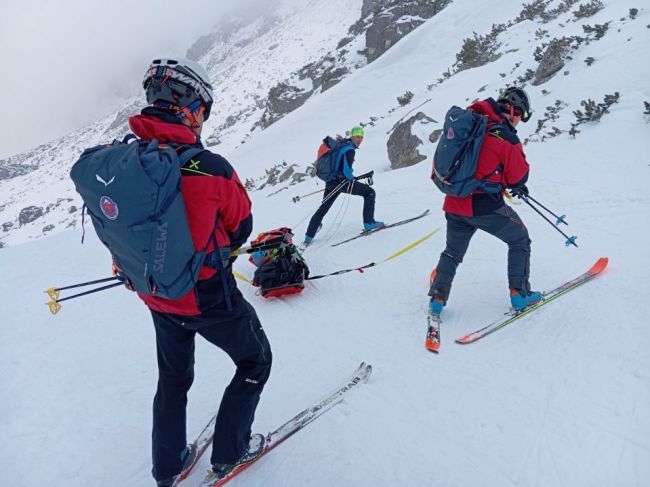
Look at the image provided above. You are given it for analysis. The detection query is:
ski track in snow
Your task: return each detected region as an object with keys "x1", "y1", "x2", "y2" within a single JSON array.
[{"x1": 2, "y1": 0, "x2": 650, "y2": 486}]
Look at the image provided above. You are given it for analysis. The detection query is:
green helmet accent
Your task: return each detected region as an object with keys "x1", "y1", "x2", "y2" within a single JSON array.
[{"x1": 350, "y1": 125, "x2": 365, "y2": 138}]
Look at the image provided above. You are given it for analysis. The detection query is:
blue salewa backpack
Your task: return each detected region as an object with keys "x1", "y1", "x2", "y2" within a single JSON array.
[
  {"x1": 431, "y1": 106, "x2": 504, "y2": 197},
  {"x1": 70, "y1": 135, "x2": 219, "y2": 300},
  {"x1": 314, "y1": 136, "x2": 354, "y2": 182}
]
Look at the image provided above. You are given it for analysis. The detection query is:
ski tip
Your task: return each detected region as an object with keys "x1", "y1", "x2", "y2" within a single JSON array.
[
  {"x1": 455, "y1": 334, "x2": 478, "y2": 345},
  {"x1": 588, "y1": 257, "x2": 609, "y2": 275}
]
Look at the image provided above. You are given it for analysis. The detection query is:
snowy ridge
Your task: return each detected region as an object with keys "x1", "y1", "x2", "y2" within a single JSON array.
[{"x1": 1, "y1": 1, "x2": 649, "y2": 486}]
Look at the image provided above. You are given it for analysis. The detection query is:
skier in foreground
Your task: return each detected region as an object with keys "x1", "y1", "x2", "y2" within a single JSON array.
[
  {"x1": 429, "y1": 87, "x2": 542, "y2": 315},
  {"x1": 131, "y1": 58, "x2": 272, "y2": 486}
]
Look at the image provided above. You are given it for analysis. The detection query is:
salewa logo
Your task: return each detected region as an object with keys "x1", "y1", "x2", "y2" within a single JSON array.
[
  {"x1": 245, "y1": 378, "x2": 259, "y2": 384},
  {"x1": 96, "y1": 174, "x2": 115, "y2": 187},
  {"x1": 449, "y1": 115, "x2": 458, "y2": 122},
  {"x1": 153, "y1": 222, "x2": 168, "y2": 273}
]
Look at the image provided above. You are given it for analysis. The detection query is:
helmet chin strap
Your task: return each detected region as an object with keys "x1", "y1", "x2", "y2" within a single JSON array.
[{"x1": 180, "y1": 104, "x2": 205, "y2": 132}]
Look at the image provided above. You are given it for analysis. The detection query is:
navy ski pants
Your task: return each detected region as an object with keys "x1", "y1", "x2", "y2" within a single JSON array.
[
  {"x1": 306, "y1": 179, "x2": 376, "y2": 238},
  {"x1": 150, "y1": 290, "x2": 272, "y2": 481},
  {"x1": 430, "y1": 205, "x2": 532, "y2": 302}
]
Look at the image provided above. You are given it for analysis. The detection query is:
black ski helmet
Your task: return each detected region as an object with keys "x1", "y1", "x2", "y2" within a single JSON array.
[
  {"x1": 143, "y1": 57, "x2": 214, "y2": 120},
  {"x1": 497, "y1": 86, "x2": 532, "y2": 122}
]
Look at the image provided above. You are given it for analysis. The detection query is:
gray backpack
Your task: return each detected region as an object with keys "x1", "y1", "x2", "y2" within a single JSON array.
[{"x1": 70, "y1": 136, "x2": 228, "y2": 300}]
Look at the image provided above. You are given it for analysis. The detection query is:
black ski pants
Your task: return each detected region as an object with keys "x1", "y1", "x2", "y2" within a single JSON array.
[
  {"x1": 430, "y1": 205, "x2": 532, "y2": 302},
  {"x1": 150, "y1": 289, "x2": 272, "y2": 482},
  {"x1": 306, "y1": 179, "x2": 376, "y2": 238}
]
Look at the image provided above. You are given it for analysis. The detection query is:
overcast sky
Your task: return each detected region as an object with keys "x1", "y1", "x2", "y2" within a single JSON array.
[{"x1": 0, "y1": 0, "x2": 253, "y2": 158}]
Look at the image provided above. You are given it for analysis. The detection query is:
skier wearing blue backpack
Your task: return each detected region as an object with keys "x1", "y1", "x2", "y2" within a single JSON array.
[
  {"x1": 72, "y1": 58, "x2": 272, "y2": 486},
  {"x1": 429, "y1": 87, "x2": 542, "y2": 314},
  {"x1": 302, "y1": 126, "x2": 383, "y2": 247}
]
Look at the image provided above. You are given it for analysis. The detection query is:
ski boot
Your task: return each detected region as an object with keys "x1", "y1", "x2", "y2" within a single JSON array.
[
  {"x1": 363, "y1": 221, "x2": 385, "y2": 232},
  {"x1": 429, "y1": 297, "x2": 445, "y2": 315},
  {"x1": 156, "y1": 443, "x2": 198, "y2": 486},
  {"x1": 203, "y1": 434, "x2": 265, "y2": 484},
  {"x1": 510, "y1": 289, "x2": 542, "y2": 311}
]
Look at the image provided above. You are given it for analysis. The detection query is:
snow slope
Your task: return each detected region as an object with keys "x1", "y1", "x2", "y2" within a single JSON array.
[{"x1": 1, "y1": 1, "x2": 649, "y2": 486}]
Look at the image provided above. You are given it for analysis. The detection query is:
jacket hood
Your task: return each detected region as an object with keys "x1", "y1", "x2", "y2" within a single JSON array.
[
  {"x1": 468, "y1": 98, "x2": 509, "y2": 125},
  {"x1": 128, "y1": 107, "x2": 198, "y2": 144}
]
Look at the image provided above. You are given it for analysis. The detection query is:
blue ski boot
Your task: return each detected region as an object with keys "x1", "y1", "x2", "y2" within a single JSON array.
[
  {"x1": 363, "y1": 221, "x2": 385, "y2": 232},
  {"x1": 429, "y1": 297, "x2": 445, "y2": 315},
  {"x1": 510, "y1": 289, "x2": 542, "y2": 311}
]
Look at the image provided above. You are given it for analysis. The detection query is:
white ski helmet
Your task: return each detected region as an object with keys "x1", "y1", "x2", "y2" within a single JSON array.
[{"x1": 143, "y1": 57, "x2": 214, "y2": 120}]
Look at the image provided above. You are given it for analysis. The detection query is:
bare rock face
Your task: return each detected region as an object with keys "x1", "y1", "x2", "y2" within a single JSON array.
[
  {"x1": 0, "y1": 151, "x2": 40, "y2": 182},
  {"x1": 365, "y1": 0, "x2": 452, "y2": 63},
  {"x1": 387, "y1": 112, "x2": 436, "y2": 169},
  {"x1": 429, "y1": 128, "x2": 443, "y2": 144},
  {"x1": 533, "y1": 38, "x2": 570, "y2": 85},
  {"x1": 19, "y1": 206, "x2": 44, "y2": 226},
  {"x1": 259, "y1": 83, "x2": 313, "y2": 129},
  {"x1": 256, "y1": 1, "x2": 451, "y2": 132}
]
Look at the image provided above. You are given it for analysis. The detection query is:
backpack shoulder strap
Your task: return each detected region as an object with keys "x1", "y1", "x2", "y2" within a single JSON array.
[
  {"x1": 176, "y1": 146, "x2": 205, "y2": 166},
  {"x1": 121, "y1": 133, "x2": 138, "y2": 144},
  {"x1": 334, "y1": 143, "x2": 354, "y2": 170}
]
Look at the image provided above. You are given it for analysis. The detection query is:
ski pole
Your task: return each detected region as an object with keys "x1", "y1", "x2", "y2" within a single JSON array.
[
  {"x1": 512, "y1": 189, "x2": 568, "y2": 226},
  {"x1": 46, "y1": 281, "x2": 124, "y2": 315},
  {"x1": 517, "y1": 194, "x2": 578, "y2": 247},
  {"x1": 292, "y1": 188, "x2": 325, "y2": 203},
  {"x1": 45, "y1": 276, "x2": 120, "y2": 301}
]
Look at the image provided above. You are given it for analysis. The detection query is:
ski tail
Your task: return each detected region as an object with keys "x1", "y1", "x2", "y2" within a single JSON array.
[{"x1": 425, "y1": 313, "x2": 441, "y2": 353}]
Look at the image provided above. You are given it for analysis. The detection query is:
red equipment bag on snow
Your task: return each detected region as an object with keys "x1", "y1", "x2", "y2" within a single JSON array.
[{"x1": 248, "y1": 228, "x2": 310, "y2": 298}]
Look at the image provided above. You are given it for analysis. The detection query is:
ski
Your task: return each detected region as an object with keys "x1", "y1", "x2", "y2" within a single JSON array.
[
  {"x1": 331, "y1": 209, "x2": 430, "y2": 247},
  {"x1": 425, "y1": 268, "x2": 441, "y2": 353},
  {"x1": 456, "y1": 257, "x2": 608, "y2": 345},
  {"x1": 172, "y1": 416, "x2": 217, "y2": 486},
  {"x1": 425, "y1": 313, "x2": 441, "y2": 353},
  {"x1": 190, "y1": 362, "x2": 372, "y2": 487}
]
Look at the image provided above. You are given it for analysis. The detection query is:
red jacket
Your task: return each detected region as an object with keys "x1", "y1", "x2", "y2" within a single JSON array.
[
  {"x1": 442, "y1": 98, "x2": 529, "y2": 217},
  {"x1": 128, "y1": 108, "x2": 253, "y2": 315}
]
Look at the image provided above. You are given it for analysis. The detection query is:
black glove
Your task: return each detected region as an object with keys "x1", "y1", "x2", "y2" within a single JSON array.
[{"x1": 511, "y1": 185, "x2": 529, "y2": 199}]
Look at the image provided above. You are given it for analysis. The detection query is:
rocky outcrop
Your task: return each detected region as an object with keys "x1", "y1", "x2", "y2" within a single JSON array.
[
  {"x1": 256, "y1": 0, "x2": 451, "y2": 132},
  {"x1": 533, "y1": 38, "x2": 570, "y2": 85},
  {"x1": 18, "y1": 206, "x2": 45, "y2": 226},
  {"x1": 387, "y1": 112, "x2": 436, "y2": 169},
  {"x1": 365, "y1": 0, "x2": 452, "y2": 63},
  {"x1": 0, "y1": 151, "x2": 41, "y2": 182},
  {"x1": 259, "y1": 83, "x2": 313, "y2": 129}
]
